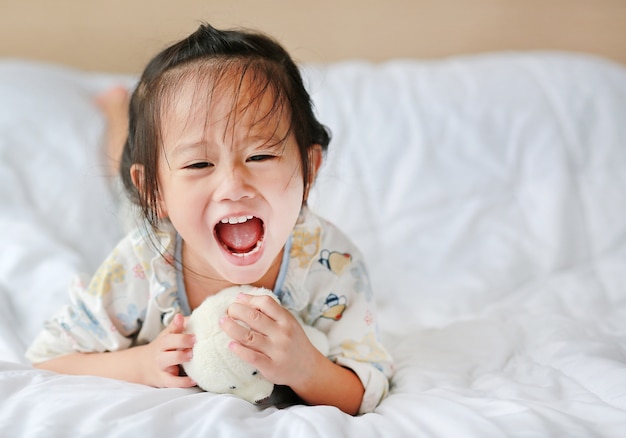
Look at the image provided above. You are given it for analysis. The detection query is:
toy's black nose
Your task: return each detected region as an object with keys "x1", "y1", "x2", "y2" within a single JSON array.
[{"x1": 255, "y1": 396, "x2": 270, "y2": 405}]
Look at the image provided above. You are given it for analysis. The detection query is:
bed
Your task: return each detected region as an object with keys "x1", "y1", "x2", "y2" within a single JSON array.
[{"x1": 1, "y1": 50, "x2": 626, "y2": 436}]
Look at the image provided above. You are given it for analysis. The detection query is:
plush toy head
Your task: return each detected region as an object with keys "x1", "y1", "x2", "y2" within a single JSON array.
[{"x1": 182, "y1": 285, "x2": 329, "y2": 405}]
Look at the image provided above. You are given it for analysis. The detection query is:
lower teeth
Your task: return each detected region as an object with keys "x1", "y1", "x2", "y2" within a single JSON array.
[{"x1": 231, "y1": 240, "x2": 262, "y2": 257}]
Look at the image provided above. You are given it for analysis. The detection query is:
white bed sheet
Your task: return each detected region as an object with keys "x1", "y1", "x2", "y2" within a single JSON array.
[{"x1": 1, "y1": 53, "x2": 626, "y2": 437}]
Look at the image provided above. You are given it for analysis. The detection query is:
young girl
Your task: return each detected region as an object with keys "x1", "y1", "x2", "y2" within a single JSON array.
[{"x1": 26, "y1": 22, "x2": 393, "y2": 415}]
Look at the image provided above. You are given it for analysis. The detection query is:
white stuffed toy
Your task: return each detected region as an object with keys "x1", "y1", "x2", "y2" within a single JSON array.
[{"x1": 183, "y1": 285, "x2": 329, "y2": 404}]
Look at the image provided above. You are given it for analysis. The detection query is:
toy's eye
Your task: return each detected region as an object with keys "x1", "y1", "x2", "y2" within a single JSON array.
[
  {"x1": 229, "y1": 385, "x2": 237, "y2": 390},
  {"x1": 252, "y1": 370, "x2": 258, "y2": 376}
]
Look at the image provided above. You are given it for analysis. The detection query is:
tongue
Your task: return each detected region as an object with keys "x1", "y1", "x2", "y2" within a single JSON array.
[{"x1": 216, "y1": 218, "x2": 263, "y2": 253}]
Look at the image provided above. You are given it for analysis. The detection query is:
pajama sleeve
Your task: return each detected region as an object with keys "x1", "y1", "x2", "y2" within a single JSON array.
[
  {"x1": 284, "y1": 209, "x2": 394, "y2": 414},
  {"x1": 25, "y1": 232, "x2": 158, "y2": 363},
  {"x1": 311, "y1": 248, "x2": 394, "y2": 414}
]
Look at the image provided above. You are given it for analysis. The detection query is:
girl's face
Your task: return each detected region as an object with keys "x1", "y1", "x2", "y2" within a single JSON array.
[{"x1": 156, "y1": 74, "x2": 313, "y2": 286}]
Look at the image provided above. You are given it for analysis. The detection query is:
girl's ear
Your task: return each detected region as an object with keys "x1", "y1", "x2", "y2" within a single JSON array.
[
  {"x1": 130, "y1": 163, "x2": 144, "y2": 194},
  {"x1": 130, "y1": 163, "x2": 168, "y2": 218}
]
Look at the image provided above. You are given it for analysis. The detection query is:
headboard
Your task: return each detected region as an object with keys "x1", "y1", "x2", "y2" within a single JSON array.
[{"x1": 2, "y1": 0, "x2": 625, "y2": 73}]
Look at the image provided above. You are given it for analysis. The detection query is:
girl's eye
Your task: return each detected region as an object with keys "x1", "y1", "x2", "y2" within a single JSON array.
[
  {"x1": 247, "y1": 154, "x2": 274, "y2": 163},
  {"x1": 185, "y1": 162, "x2": 211, "y2": 169}
]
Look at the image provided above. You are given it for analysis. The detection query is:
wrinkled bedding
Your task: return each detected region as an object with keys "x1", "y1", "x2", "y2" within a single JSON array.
[{"x1": 1, "y1": 53, "x2": 625, "y2": 437}]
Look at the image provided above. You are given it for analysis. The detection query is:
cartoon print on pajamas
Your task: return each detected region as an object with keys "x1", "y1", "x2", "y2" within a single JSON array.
[
  {"x1": 341, "y1": 333, "x2": 390, "y2": 365},
  {"x1": 87, "y1": 250, "x2": 127, "y2": 297},
  {"x1": 318, "y1": 249, "x2": 352, "y2": 276},
  {"x1": 116, "y1": 303, "x2": 147, "y2": 333},
  {"x1": 290, "y1": 227, "x2": 321, "y2": 268},
  {"x1": 350, "y1": 259, "x2": 373, "y2": 301},
  {"x1": 320, "y1": 293, "x2": 348, "y2": 321},
  {"x1": 68, "y1": 300, "x2": 107, "y2": 340}
]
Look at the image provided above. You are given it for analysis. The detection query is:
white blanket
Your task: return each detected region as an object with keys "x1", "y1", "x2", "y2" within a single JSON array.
[{"x1": 1, "y1": 53, "x2": 625, "y2": 437}]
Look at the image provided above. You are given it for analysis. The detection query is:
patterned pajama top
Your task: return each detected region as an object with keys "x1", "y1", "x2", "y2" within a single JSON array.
[{"x1": 26, "y1": 206, "x2": 394, "y2": 414}]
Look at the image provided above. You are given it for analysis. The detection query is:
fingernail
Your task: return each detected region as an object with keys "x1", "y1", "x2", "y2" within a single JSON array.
[
  {"x1": 236, "y1": 293, "x2": 247, "y2": 302},
  {"x1": 219, "y1": 315, "x2": 227, "y2": 325}
]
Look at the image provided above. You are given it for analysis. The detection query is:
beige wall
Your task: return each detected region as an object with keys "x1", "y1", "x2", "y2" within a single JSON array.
[{"x1": 1, "y1": 0, "x2": 625, "y2": 73}]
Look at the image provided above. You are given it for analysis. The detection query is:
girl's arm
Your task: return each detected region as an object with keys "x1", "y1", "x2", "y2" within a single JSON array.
[
  {"x1": 279, "y1": 348, "x2": 365, "y2": 415},
  {"x1": 34, "y1": 314, "x2": 197, "y2": 388}
]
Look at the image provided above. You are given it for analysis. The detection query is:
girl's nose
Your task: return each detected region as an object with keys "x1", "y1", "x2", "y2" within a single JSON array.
[{"x1": 213, "y1": 164, "x2": 255, "y2": 202}]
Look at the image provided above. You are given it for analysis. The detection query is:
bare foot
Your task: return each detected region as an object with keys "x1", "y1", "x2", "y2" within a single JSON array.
[{"x1": 95, "y1": 86, "x2": 129, "y2": 177}]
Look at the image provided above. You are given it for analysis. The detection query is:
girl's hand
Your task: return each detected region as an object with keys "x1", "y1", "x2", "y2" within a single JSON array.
[
  {"x1": 220, "y1": 293, "x2": 326, "y2": 390},
  {"x1": 139, "y1": 313, "x2": 197, "y2": 388}
]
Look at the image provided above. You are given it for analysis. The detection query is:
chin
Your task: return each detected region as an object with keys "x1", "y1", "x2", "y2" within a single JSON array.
[
  {"x1": 216, "y1": 239, "x2": 282, "y2": 287},
  {"x1": 222, "y1": 271, "x2": 267, "y2": 288},
  {"x1": 217, "y1": 256, "x2": 272, "y2": 285}
]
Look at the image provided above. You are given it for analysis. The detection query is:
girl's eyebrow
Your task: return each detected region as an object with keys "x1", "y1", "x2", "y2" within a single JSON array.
[
  {"x1": 171, "y1": 141, "x2": 207, "y2": 157},
  {"x1": 249, "y1": 133, "x2": 286, "y2": 148},
  {"x1": 247, "y1": 123, "x2": 290, "y2": 147},
  {"x1": 169, "y1": 129, "x2": 289, "y2": 156}
]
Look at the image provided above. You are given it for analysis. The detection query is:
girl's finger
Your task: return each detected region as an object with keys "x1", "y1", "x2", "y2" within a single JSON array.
[
  {"x1": 167, "y1": 313, "x2": 185, "y2": 333},
  {"x1": 235, "y1": 294, "x2": 284, "y2": 322},
  {"x1": 160, "y1": 371, "x2": 197, "y2": 389},
  {"x1": 227, "y1": 338, "x2": 270, "y2": 370},
  {"x1": 158, "y1": 332, "x2": 196, "y2": 352},
  {"x1": 226, "y1": 302, "x2": 275, "y2": 335},
  {"x1": 220, "y1": 314, "x2": 269, "y2": 352},
  {"x1": 156, "y1": 348, "x2": 194, "y2": 370}
]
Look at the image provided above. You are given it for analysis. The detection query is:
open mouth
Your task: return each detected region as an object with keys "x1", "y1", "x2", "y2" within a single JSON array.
[{"x1": 215, "y1": 215, "x2": 265, "y2": 257}]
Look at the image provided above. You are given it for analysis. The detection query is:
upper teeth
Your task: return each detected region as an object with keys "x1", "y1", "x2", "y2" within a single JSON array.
[{"x1": 221, "y1": 215, "x2": 254, "y2": 224}]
